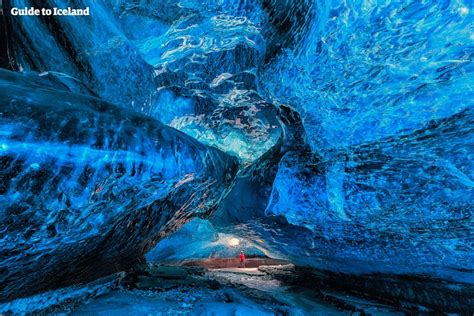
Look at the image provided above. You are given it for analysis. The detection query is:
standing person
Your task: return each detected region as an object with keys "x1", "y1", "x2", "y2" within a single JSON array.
[{"x1": 239, "y1": 250, "x2": 246, "y2": 268}]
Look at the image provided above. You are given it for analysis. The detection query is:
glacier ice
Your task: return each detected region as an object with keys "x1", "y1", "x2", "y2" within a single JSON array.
[
  {"x1": 4, "y1": 0, "x2": 282, "y2": 162},
  {"x1": 0, "y1": 69, "x2": 237, "y2": 300},
  {"x1": 145, "y1": 218, "x2": 267, "y2": 262},
  {"x1": 4, "y1": 0, "x2": 156, "y2": 110},
  {"x1": 266, "y1": 108, "x2": 474, "y2": 280},
  {"x1": 139, "y1": 10, "x2": 281, "y2": 162},
  {"x1": 1, "y1": 0, "x2": 473, "y2": 311},
  {"x1": 260, "y1": 1, "x2": 473, "y2": 153}
]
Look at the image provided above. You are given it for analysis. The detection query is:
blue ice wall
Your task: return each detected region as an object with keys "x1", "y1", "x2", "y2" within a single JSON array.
[
  {"x1": 1, "y1": 0, "x2": 473, "y2": 301},
  {"x1": 0, "y1": 69, "x2": 237, "y2": 299},
  {"x1": 6, "y1": 0, "x2": 282, "y2": 162},
  {"x1": 260, "y1": 0, "x2": 473, "y2": 153},
  {"x1": 130, "y1": 3, "x2": 281, "y2": 162},
  {"x1": 266, "y1": 109, "x2": 474, "y2": 281},
  {"x1": 145, "y1": 218, "x2": 266, "y2": 261},
  {"x1": 257, "y1": 0, "x2": 474, "y2": 282}
]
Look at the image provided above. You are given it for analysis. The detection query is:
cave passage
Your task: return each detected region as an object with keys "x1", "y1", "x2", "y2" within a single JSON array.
[{"x1": 0, "y1": 0, "x2": 473, "y2": 314}]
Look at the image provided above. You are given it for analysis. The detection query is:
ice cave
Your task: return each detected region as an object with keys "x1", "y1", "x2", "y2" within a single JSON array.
[{"x1": 0, "y1": 0, "x2": 473, "y2": 314}]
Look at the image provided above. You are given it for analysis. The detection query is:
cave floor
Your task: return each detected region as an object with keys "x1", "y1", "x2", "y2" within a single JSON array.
[{"x1": 70, "y1": 264, "x2": 402, "y2": 315}]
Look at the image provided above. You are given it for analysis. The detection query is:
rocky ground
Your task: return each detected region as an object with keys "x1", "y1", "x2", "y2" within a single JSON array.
[
  {"x1": 2, "y1": 262, "x2": 470, "y2": 315},
  {"x1": 68, "y1": 264, "x2": 402, "y2": 315}
]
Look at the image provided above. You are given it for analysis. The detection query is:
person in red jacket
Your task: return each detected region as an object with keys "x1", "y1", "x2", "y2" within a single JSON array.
[{"x1": 239, "y1": 250, "x2": 246, "y2": 268}]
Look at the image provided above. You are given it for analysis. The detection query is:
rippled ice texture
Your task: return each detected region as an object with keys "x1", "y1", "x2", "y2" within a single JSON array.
[
  {"x1": 1, "y1": 0, "x2": 473, "y2": 308},
  {"x1": 259, "y1": 0, "x2": 473, "y2": 281},
  {"x1": 261, "y1": 0, "x2": 473, "y2": 152}
]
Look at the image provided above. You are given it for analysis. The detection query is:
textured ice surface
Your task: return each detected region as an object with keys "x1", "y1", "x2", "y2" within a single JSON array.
[
  {"x1": 0, "y1": 69, "x2": 237, "y2": 299},
  {"x1": 5, "y1": 0, "x2": 281, "y2": 162},
  {"x1": 260, "y1": 1, "x2": 473, "y2": 153},
  {"x1": 145, "y1": 218, "x2": 267, "y2": 261},
  {"x1": 137, "y1": 8, "x2": 281, "y2": 162},
  {"x1": 266, "y1": 109, "x2": 474, "y2": 280},
  {"x1": 1, "y1": 0, "x2": 473, "y2": 310},
  {"x1": 256, "y1": 0, "x2": 474, "y2": 282}
]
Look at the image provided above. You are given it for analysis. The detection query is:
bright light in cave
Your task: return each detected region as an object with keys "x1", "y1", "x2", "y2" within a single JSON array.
[{"x1": 228, "y1": 238, "x2": 240, "y2": 247}]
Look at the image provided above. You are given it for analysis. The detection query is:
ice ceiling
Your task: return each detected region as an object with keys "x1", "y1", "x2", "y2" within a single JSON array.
[{"x1": 0, "y1": 0, "x2": 473, "y2": 301}]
